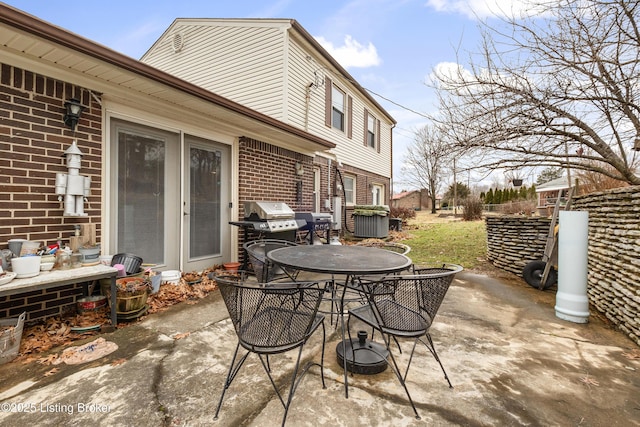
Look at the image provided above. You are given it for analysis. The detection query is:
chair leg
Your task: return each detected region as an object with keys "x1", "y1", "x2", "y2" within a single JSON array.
[
  {"x1": 255, "y1": 322, "x2": 327, "y2": 426},
  {"x1": 424, "y1": 333, "x2": 453, "y2": 388},
  {"x1": 214, "y1": 343, "x2": 250, "y2": 420},
  {"x1": 381, "y1": 335, "x2": 421, "y2": 420}
]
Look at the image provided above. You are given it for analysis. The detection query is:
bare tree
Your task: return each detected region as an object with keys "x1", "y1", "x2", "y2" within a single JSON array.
[
  {"x1": 431, "y1": 0, "x2": 640, "y2": 185},
  {"x1": 402, "y1": 125, "x2": 455, "y2": 213}
]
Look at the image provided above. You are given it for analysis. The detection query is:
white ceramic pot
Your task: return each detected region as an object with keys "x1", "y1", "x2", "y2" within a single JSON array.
[
  {"x1": 78, "y1": 246, "x2": 100, "y2": 264},
  {"x1": 161, "y1": 270, "x2": 181, "y2": 285},
  {"x1": 40, "y1": 262, "x2": 55, "y2": 272},
  {"x1": 11, "y1": 256, "x2": 41, "y2": 278}
]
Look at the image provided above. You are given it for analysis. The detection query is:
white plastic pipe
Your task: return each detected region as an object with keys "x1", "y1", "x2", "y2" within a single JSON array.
[{"x1": 555, "y1": 210, "x2": 590, "y2": 323}]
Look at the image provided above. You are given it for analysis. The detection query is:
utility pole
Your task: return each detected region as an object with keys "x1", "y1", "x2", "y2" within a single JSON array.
[{"x1": 453, "y1": 157, "x2": 457, "y2": 215}]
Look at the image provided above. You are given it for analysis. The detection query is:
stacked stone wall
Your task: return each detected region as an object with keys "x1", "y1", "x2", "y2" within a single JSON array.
[
  {"x1": 485, "y1": 216, "x2": 551, "y2": 275},
  {"x1": 486, "y1": 186, "x2": 640, "y2": 346},
  {"x1": 572, "y1": 186, "x2": 640, "y2": 346}
]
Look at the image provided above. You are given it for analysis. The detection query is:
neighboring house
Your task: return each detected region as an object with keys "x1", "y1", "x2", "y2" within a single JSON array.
[
  {"x1": 140, "y1": 19, "x2": 396, "y2": 227},
  {"x1": 392, "y1": 189, "x2": 433, "y2": 211},
  {"x1": 536, "y1": 176, "x2": 572, "y2": 208},
  {"x1": 0, "y1": 6, "x2": 356, "y2": 320}
]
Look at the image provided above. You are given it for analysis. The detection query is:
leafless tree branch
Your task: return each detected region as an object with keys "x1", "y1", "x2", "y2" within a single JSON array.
[{"x1": 429, "y1": 0, "x2": 640, "y2": 185}]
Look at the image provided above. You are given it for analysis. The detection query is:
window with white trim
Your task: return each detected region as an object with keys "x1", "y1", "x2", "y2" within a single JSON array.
[
  {"x1": 343, "y1": 175, "x2": 355, "y2": 205},
  {"x1": 364, "y1": 109, "x2": 380, "y2": 151},
  {"x1": 332, "y1": 85, "x2": 346, "y2": 131},
  {"x1": 367, "y1": 114, "x2": 376, "y2": 148},
  {"x1": 372, "y1": 184, "x2": 384, "y2": 205}
]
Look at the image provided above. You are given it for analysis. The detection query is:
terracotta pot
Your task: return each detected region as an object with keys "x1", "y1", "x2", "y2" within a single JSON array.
[{"x1": 223, "y1": 262, "x2": 241, "y2": 272}]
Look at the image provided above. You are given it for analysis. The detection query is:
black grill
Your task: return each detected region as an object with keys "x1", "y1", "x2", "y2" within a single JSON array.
[{"x1": 295, "y1": 212, "x2": 333, "y2": 244}]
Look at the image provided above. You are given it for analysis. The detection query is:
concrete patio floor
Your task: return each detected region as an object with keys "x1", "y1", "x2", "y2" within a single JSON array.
[{"x1": 0, "y1": 268, "x2": 639, "y2": 426}]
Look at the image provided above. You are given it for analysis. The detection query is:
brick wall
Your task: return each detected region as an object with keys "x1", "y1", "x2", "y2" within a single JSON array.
[
  {"x1": 0, "y1": 63, "x2": 103, "y2": 247},
  {"x1": 0, "y1": 284, "x2": 83, "y2": 320},
  {"x1": 337, "y1": 162, "x2": 391, "y2": 232},
  {"x1": 237, "y1": 137, "x2": 392, "y2": 241},
  {"x1": 238, "y1": 137, "x2": 315, "y2": 215},
  {"x1": 0, "y1": 63, "x2": 103, "y2": 322},
  {"x1": 392, "y1": 190, "x2": 431, "y2": 211}
]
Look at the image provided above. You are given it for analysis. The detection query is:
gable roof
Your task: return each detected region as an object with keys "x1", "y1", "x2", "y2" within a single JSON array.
[
  {"x1": 0, "y1": 5, "x2": 336, "y2": 153},
  {"x1": 392, "y1": 190, "x2": 420, "y2": 200},
  {"x1": 143, "y1": 18, "x2": 396, "y2": 125},
  {"x1": 536, "y1": 176, "x2": 571, "y2": 192}
]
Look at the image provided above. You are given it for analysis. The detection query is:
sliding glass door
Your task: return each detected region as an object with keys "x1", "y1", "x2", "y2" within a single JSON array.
[{"x1": 110, "y1": 119, "x2": 230, "y2": 270}]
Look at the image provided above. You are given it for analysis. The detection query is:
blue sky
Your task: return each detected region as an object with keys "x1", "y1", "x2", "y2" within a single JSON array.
[{"x1": 3, "y1": 0, "x2": 529, "y2": 191}]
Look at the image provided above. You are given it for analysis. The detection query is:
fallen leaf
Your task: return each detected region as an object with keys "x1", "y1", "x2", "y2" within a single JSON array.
[
  {"x1": 44, "y1": 368, "x2": 59, "y2": 377},
  {"x1": 38, "y1": 354, "x2": 59, "y2": 365},
  {"x1": 173, "y1": 332, "x2": 191, "y2": 340},
  {"x1": 111, "y1": 358, "x2": 127, "y2": 366},
  {"x1": 622, "y1": 350, "x2": 640, "y2": 360},
  {"x1": 580, "y1": 376, "x2": 599, "y2": 387}
]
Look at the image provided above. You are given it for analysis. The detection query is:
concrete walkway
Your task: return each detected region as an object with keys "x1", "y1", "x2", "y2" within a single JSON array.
[{"x1": 0, "y1": 270, "x2": 638, "y2": 426}]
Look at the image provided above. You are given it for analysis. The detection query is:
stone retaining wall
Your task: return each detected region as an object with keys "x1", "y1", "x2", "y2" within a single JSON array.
[
  {"x1": 572, "y1": 186, "x2": 640, "y2": 346},
  {"x1": 485, "y1": 216, "x2": 551, "y2": 275},
  {"x1": 486, "y1": 186, "x2": 640, "y2": 346}
]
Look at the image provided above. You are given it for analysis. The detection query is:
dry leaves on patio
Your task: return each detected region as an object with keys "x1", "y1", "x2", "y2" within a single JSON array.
[
  {"x1": 16, "y1": 266, "x2": 222, "y2": 362},
  {"x1": 19, "y1": 317, "x2": 83, "y2": 359},
  {"x1": 147, "y1": 268, "x2": 219, "y2": 313}
]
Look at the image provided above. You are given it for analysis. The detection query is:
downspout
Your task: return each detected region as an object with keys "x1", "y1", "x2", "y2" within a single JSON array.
[
  {"x1": 390, "y1": 123, "x2": 395, "y2": 203},
  {"x1": 304, "y1": 83, "x2": 313, "y2": 132}
]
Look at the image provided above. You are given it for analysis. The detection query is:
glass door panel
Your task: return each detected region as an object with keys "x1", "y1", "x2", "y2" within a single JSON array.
[
  {"x1": 183, "y1": 136, "x2": 230, "y2": 271},
  {"x1": 110, "y1": 119, "x2": 179, "y2": 268}
]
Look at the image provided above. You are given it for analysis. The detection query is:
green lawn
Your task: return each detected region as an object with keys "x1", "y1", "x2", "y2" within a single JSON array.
[{"x1": 401, "y1": 218, "x2": 487, "y2": 270}]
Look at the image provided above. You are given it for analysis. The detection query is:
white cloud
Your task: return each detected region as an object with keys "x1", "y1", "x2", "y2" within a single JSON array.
[
  {"x1": 426, "y1": 0, "x2": 547, "y2": 19},
  {"x1": 316, "y1": 35, "x2": 381, "y2": 69},
  {"x1": 428, "y1": 61, "x2": 475, "y2": 88}
]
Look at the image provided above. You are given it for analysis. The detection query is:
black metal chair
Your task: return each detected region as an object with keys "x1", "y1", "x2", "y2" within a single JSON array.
[
  {"x1": 213, "y1": 272, "x2": 326, "y2": 426},
  {"x1": 243, "y1": 239, "x2": 300, "y2": 282},
  {"x1": 346, "y1": 264, "x2": 463, "y2": 419}
]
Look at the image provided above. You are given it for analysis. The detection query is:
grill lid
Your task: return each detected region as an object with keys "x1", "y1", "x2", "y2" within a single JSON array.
[{"x1": 244, "y1": 201, "x2": 295, "y2": 220}]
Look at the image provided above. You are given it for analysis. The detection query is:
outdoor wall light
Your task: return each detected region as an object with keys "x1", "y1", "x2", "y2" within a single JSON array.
[
  {"x1": 295, "y1": 162, "x2": 304, "y2": 176},
  {"x1": 63, "y1": 98, "x2": 85, "y2": 132}
]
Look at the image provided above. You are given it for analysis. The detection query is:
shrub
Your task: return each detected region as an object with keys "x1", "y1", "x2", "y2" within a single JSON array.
[
  {"x1": 500, "y1": 200, "x2": 537, "y2": 215},
  {"x1": 462, "y1": 197, "x2": 483, "y2": 221},
  {"x1": 389, "y1": 206, "x2": 416, "y2": 223}
]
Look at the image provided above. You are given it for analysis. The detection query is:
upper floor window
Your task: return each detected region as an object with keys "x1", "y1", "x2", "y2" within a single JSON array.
[
  {"x1": 367, "y1": 115, "x2": 376, "y2": 148},
  {"x1": 325, "y1": 77, "x2": 352, "y2": 137},
  {"x1": 332, "y1": 85, "x2": 346, "y2": 131},
  {"x1": 364, "y1": 109, "x2": 380, "y2": 151}
]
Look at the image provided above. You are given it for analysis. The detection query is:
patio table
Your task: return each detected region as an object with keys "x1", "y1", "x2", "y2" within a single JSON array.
[{"x1": 267, "y1": 244, "x2": 412, "y2": 398}]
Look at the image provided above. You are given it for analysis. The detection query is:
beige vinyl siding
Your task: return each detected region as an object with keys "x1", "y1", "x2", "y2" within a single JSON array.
[
  {"x1": 335, "y1": 93, "x2": 392, "y2": 177},
  {"x1": 142, "y1": 23, "x2": 287, "y2": 120},
  {"x1": 289, "y1": 57, "x2": 392, "y2": 177},
  {"x1": 141, "y1": 19, "x2": 393, "y2": 178},
  {"x1": 285, "y1": 38, "x2": 316, "y2": 130},
  {"x1": 286, "y1": 37, "x2": 391, "y2": 177}
]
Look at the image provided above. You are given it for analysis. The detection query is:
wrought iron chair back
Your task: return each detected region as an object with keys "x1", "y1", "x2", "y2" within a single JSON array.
[
  {"x1": 213, "y1": 272, "x2": 326, "y2": 426},
  {"x1": 411, "y1": 265, "x2": 459, "y2": 323},
  {"x1": 243, "y1": 239, "x2": 299, "y2": 282},
  {"x1": 348, "y1": 264, "x2": 462, "y2": 420}
]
